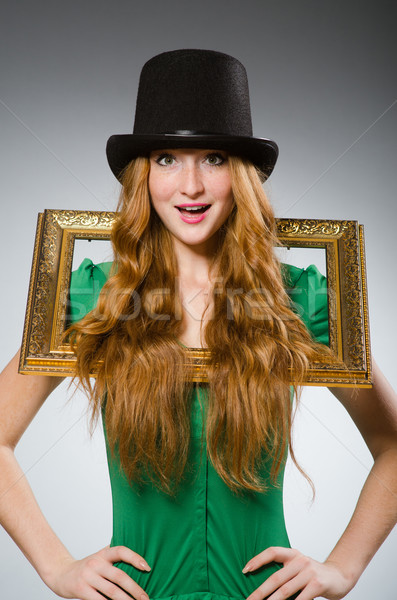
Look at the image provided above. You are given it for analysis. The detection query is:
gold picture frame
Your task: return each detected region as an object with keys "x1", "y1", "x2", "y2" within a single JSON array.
[{"x1": 19, "y1": 210, "x2": 371, "y2": 387}]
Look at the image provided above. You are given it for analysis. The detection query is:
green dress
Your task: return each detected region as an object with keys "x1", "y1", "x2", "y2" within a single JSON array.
[{"x1": 69, "y1": 259, "x2": 329, "y2": 600}]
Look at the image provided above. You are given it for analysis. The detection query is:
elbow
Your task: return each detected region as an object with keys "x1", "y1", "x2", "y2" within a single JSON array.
[{"x1": 371, "y1": 438, "x2": 397, "y2": 463}]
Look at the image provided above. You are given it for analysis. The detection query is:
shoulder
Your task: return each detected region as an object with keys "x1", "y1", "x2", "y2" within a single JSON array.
[
  {"x1": 70, "y1": 258, "x2": 114, "y2": 286},
  {"x1": 68, "y1": 259, "x2": 114, "y2": 325},
  {"x1": 281, "y1": 262, "x2": 326, "y2": 289},
  {"x1": 281, "y1": 262, "x2": 329, "y2": 345}
]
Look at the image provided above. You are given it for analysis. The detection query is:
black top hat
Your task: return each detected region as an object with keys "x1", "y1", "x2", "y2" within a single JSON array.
[{"x1": 106, "y1": 49, "x2": 278, "y2": 181}]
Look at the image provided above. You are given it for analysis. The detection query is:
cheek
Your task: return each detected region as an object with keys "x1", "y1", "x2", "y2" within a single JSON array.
[
  {"x1": 218, "y1": 181, "x2": 234, "y2": 211},
  {"x1": 148, "y1": 173, "x2": 159, "y2": 202},
  {"x1": 209, "y1": 171, "x2": 233, "y2": 199},
  {"x1": 148, "y1": 174, "x2": 170, "y2": 210}
]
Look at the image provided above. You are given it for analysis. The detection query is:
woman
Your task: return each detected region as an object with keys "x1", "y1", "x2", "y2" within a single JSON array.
[{"x1": 0, "y1": 49, "x2": 396, "y2": 600}]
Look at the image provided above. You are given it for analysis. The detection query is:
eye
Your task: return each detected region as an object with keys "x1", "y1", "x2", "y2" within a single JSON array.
[
  {"x1": 155, "y1": 153, "x2": 176, "y2": 166},
  {"x1": 205, "y1": 153, "x2": 226, "y2": 166}
]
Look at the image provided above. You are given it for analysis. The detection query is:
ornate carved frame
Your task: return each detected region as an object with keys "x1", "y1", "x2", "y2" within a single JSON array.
[{"x1": 19, "y1": 210, "x2": 371, "y2": 387}]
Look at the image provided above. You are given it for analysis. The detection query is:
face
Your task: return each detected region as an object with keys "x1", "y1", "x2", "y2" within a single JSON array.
[{"x1": 148, "y1": 148, "x2": 234, "y2": 252}]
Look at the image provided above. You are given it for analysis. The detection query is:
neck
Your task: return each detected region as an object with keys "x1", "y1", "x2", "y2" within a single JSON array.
[{"x1": 173, "y1": 235, "x2": 218, "y2": 285}]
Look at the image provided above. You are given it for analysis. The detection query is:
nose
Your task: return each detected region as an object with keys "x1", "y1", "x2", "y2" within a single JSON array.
[{"x1": 179, "y1": 163, "x2": 205, "y2": 198}]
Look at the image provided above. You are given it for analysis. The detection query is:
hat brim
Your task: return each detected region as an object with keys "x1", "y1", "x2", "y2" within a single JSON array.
[{"x1": 106, "y1": 134, "x2": 278, "y2": 182}]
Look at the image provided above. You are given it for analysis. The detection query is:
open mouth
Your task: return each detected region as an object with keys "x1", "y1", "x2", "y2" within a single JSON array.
[{"x1": 176, "y1": 205, "x2": 211, "y2": 216}]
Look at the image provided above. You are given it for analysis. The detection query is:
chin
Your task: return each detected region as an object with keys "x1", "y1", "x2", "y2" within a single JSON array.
[
  {"x1": 176, "y1": 230, "x2": 215, "y2": 246},
  {"x1": 181, "y1": 235, "x2": 211, "y2": 246}
]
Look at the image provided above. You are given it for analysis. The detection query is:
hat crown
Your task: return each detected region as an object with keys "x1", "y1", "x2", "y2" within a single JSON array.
[{"x1": 133, "y1": 49, "x2": 253, "y2": 137}]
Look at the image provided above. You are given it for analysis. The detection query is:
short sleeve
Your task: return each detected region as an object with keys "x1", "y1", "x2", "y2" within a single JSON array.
[
  {"x1": 282, "y1": 263, "x2": 329, "y2": 346},
  {"x1": 68, "y1": 258, "x2": 113, "y2": 325}
]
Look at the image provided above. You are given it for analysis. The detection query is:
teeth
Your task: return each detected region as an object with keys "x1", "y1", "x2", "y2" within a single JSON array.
[{"x1": 179, "y1": 205, "x2": 208, "y2": 211}]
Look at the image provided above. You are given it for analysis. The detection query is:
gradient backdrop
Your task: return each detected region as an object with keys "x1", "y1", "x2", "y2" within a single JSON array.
[{"x1": 1, "y1": 1, "x2": 396, "y2": 598}]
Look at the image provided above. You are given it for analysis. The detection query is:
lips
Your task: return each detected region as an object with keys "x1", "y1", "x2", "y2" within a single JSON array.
[
  {"x1": 176, "y1": 204, "x2": 211, "y2": 215},
  {"x1": 175, "y1": 203, "x2": 211, "y2": 224}
]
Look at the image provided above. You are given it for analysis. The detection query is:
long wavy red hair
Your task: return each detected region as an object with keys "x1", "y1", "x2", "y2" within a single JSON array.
[{"x1": 68, "y1": 155, "x2": 325, "y2": 496}]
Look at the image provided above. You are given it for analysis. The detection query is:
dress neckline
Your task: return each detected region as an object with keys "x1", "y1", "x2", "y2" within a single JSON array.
[{"x1": 174, "y1": 337, "x2": 208, "y2": 352}]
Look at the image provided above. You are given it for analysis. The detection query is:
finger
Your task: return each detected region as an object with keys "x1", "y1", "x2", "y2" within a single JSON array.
[
  {"x1": 246, "y1": 561, "x2": 301, "y2": 600},
  {"x1": 71, "y1": 579, "x2": 117, "y2": 600},
  {"x1": 90, "y1": 572, "x2": 143, "y2": 600},
  {"x1": 105, "y1": 546, "x2": 151, "y2": 571},
  {"x1": 266, "y1": 571, "x2": 309, "y2": 600},
  {"x1": 294, "y1": 579, "x2": 323, "y2": 600},
  {"x1": 101, "y1": 564, "x2": 150, "y2": 600},
  {"x1": 243, "y1": 547, "x2": 297, "y2": 573},
  {"x1": 83, "y1": 588, "x2": 114, "y2": 600}
]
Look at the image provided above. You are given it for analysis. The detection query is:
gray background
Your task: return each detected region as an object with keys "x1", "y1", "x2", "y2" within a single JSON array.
[{"x1": 1, "y1": 1, "x2": 396, "y2": 598}]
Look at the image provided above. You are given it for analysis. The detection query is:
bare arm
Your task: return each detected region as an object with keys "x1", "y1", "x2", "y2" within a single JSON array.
[
  {"x1": 244, "y1": 358, "x2": 397, "y2": 600},
  {"x1": 0, "y1": 350, "x2": 150, "y2": 600},
  {"x1": 0, "y1": 349, "x2": 69, "y2": 582},
  {"x1": 325, "y1": 358, "x2": 397, "y2": 582}
]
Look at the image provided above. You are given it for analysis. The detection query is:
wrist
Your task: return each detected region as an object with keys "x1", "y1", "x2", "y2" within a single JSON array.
[
  {"x1": 37, "y1": 551, "x2": 75, "y2": 589},
  {"x1": 324, "y1": 555, "x2": 363, "y2": 588}
]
